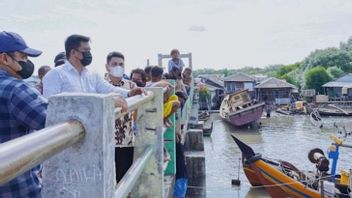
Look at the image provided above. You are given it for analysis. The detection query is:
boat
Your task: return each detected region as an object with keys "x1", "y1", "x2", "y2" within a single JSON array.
[
  {"x1": 198, "y1": 111, "x2": 210, "y2": 121},
  {"x1": 202, "y1": 122, "x2": 213, "y2": 137},
  {"x1": 318, "y1": 106, "x2": 352, "y2": 116},
  {"x1": 220, "y1": 89, "x2": 265, "y2": 127},
  {"x1": 309, "y1": 109, "x2": 323, "y2": 128},
  {"x1": 231, "y1": 135, "x2": 351, "y2": 198},
  {"x1": 276, "y1": 107, "x2": 291, "y2": 116}
]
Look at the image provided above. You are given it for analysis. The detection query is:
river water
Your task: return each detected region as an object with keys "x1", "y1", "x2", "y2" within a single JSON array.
[{"x1": 204, "y1": 113, "x2": 352, "y2": 198}]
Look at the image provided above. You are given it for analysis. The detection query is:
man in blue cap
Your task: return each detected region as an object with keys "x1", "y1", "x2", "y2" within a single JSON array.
[{"x1": 0, "y1": 31, "x2": 47, "y2": 198}]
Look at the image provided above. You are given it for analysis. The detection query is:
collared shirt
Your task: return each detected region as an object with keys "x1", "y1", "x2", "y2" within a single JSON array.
[
  {"x1": 0, "y1": 69, "x2": 47, "y2": 198},
  {"x1": 168, "y1": 58, "x2": 185, "y2": 73},
  {"x1": 105, "y1": 74, "x2": 136, "y2": 147},
  {"x1": 42, "y1": 61, "x2": 129, "y2": 98}
]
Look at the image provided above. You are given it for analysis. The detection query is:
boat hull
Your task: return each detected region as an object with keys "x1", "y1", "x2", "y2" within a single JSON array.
[{"x1": 224, "y1": 103, "x2": 265, "y2": 127}]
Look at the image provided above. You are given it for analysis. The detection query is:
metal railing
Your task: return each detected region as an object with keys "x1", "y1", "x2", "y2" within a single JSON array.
[{"x1": 0, "y1": 120, "x2": 85, "y2": 184}]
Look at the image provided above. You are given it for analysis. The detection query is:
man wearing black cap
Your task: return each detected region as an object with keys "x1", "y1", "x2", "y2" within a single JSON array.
[
  {"x1": 0, "y1": 31, "x2": 47, "y2": 197},
  {"x1": 54, "y1": 51, "x2": 66, "y2": 67}
]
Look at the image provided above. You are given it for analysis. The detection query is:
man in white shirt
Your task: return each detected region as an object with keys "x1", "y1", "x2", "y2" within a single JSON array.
[{"x1": 43, "y1": 35, "x2": 143, "y2": 110}]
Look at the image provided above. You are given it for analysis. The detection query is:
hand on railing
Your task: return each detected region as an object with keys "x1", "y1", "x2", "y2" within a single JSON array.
[
  {"x1": 115, "y1": 95, "x2": 128, "y2": 112},
  {"x1": 128, "y1": 87, "x2": 145, "y2": 97}
]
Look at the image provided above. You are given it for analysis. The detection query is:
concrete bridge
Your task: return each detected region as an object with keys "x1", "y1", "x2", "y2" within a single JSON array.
[{"x1": 0, "y1": 53, "x2": 207, "y2": 198}]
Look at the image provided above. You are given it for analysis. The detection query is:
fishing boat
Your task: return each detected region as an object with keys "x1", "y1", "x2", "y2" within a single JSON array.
[
  {"x1": 309, "y1": 109, "x2": 323, "y2": 128},
  {"x1": 231, "y1": 135, "x2": 351, "y2": 197},
  {"x1": 220, "y1": 89, "x2": 265, "y2": 127},
  {"x1": 202, "y1": 122, "x2": 213, "y2": 137}
]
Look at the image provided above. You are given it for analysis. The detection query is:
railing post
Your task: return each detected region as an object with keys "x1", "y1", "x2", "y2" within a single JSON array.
[
  {"x1": 132, "y1": 88, "x2": 164, "y2": 197},
  {"x1": 42, "y1": 93, "x2": 115, "y2": 198}
]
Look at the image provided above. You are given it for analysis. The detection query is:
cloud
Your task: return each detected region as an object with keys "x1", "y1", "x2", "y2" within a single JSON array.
[{"x1": 189, "y1": 25, "x2": 207, "y2": 32}]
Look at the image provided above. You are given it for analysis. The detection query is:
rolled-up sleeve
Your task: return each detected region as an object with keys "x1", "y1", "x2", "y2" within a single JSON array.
[{"x1": 95, "y1": 73, "x2": 129, "y2": 97}]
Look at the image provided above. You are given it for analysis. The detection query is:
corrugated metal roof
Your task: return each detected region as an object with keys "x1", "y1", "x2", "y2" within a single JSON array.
[
  {"x1": 322, "y1": 74, "x2": 352, "y2": 87},
  {"x1": 198, "y1": 75, "x2": 224, "y2": 87},
  {"x1": 223, "y1": 73, "x2": 255, "y2": 82},
  {"x1": 336, "y1": 73, "x2": 352, "y2": 82},
  {"x1": 322, "y1": 81, "x2": 352, "y2": 88},
  {"x1": 255, "y1": 77, "x2": 296, "y2": 89}
]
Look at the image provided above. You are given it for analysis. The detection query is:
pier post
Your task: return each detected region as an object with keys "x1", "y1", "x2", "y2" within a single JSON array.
[
  {"x1": 42, "y1": 93, "x2": 115, "y2": 198},
  {"x1": 184, "y1": 90, "x2": 206, "y2": 198}
]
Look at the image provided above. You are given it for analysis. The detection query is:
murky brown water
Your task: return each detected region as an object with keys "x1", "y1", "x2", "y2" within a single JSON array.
[{"x1": 204, "y1": 113, "x2": 352, "y2": 198}]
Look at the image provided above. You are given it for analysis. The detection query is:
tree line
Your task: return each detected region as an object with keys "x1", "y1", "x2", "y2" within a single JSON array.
[{"x1": 194, "y1": 37, "x2": 352, "y2": 94}]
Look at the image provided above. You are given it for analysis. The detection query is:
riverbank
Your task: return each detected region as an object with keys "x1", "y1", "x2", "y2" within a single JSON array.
[{"x1": 204, "y1": 113, "x2": 352, "y2": 197}]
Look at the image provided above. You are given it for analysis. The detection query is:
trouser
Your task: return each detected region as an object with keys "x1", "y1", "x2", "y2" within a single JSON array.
[{"x1": 115, "y1": 147, "x2": 134, "y2": 183}]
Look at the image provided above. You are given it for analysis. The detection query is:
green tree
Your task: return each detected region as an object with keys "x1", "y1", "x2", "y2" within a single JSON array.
[
  {"x1": 279, "y1": 74, "x2": 297, "y2": 86},
  {"x1": 302, "y1": 47, "x2": 352, "y2": 72},
  {"x1": 304, "y1": 66, "x2": 332, "y2": 93},
  {"x1": 275, "y1": 63, "x2": 300, "y2": 77},
  {"x1": 340, "y1": 36, "x2": 352, "y2": 51},
  {"x1": 326, "y1": 66, "x2": 344, "y2": 79}
]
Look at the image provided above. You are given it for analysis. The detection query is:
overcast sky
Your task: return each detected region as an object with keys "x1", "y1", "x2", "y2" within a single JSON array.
[{"x1": 1, "y1": 0, "x2": 352, "y2": 74}]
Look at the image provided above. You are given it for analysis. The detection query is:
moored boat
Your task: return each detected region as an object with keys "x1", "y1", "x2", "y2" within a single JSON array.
[
  {"x1": 220, "y1": 89, "x2": 265, "y2": 127},
  {"x1": 309, "y1": 109, "x2": 323, "y2": 128},
  {"x1": 231, "y1": 135, "x2": 351, "y2": 198}
]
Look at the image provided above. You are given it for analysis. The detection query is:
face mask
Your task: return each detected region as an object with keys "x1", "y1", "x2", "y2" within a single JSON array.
[
  {"x1": 134, "y1": 81, "x2": 145, "y2": 87},
  {"x1": 110, "y1": 66, "x2": 124, "y2": 77},
  {"x1": 7, "y1": 54, "x2": 34, "y2": 79},
  {"x1": 80, "y1": 51, "x2": 92, "y2": 66}
]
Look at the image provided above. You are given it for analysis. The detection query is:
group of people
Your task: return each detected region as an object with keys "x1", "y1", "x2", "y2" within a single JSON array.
[{"x1": 0, "y1": 31, "x2": 192, "y2": 197}]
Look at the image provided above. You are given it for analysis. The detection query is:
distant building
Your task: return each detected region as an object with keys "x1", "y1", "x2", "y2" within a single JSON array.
[
  {"x1": 255, "y1": 77, "x2": 297, "y2": 105},
  {"x1": 322, "y1": 73, "x2": 352, "y2": 100},
  {"x1": 198, "y1": 74, "x2": 225, "y2": 110},
  {"x1": 223, "y1": 73, "x2": 256, "y2": 98}
]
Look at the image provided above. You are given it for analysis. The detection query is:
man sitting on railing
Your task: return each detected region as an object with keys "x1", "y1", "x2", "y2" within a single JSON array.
[
  {"x1": 43, "y1": 34, "x2": 144, "y2": 110},
  {"x1": 104, "y1": 51, "x2": 137, "y2": 184},
  {"x1": 0, "y1": 31, "x2": 46, "y2": 198}
]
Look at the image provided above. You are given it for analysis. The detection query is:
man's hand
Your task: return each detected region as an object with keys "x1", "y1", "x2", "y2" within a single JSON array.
[
  {"x1": 128, "y1": 87, "x2": 144, "y2": 97},
  {"x1": 114, "y1": 96, "x2": 128, "y2": 112}
]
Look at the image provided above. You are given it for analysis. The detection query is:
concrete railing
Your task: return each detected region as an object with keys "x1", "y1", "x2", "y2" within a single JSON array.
[{"x1": 0, "y1": 88, "x2": 165, "y2": 198}]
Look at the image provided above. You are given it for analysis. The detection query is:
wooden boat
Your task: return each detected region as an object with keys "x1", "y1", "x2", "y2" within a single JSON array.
[
  {"x1": 309, "y1": 109, "x2": 323, "y2": 128},
  {"x1": 220, "y1": 89, "x2": 265, "y2": 127},
  {"x1": 231, "y1": 135, "x2": 351, "y2": 198},
  {"x1": 202, "y1": 122, "x2": 213, "y2": 137},
  {"x1": 276, "y1": 108, "x2": 291, "y2": 116},
  {"x1": 198, "y1": 111, "x2": 210, "y2": 121},
  {"x1": 318, "y1": 106, "x2": 352, "y2": 116}
]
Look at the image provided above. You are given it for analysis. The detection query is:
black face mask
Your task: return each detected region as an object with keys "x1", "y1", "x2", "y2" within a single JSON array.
[
  {"x1": 134, "y1": 81, "x2": 145, "y2": 87},
  {"x1": 80, "y1": 51, "x2": 92, "y2": 66},
  {"x1": 7, "y1": 54, "x2": 34, "y2": 79},
  {"x1": 17, "y1": 60, "x2": 35, "y2": 79}
]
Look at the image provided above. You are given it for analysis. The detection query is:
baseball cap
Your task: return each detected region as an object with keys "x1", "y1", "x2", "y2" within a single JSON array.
[
  {"x1": 54, "y1": 52, "x2": 66, "y2": 66},
  {"x1": 0, "y1": 31, "x2": 42, "y2": 57}
]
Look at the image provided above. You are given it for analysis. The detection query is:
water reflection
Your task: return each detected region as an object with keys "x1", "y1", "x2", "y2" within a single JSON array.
[{"x1": 204, "y1": 113, "x2": 352, "y2": 198}]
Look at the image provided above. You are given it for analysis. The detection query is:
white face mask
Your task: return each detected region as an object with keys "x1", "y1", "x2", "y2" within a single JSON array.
[{"x1": 109, "y1": 66, "x2": 124, "y2": 77}]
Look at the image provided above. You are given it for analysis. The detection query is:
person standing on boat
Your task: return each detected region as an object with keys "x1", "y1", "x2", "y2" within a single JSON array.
[
  {"x1": 0, "y1": 31, "x2": 46, "y2": 198},
  {"x1": 168, "y1": 49, "x2": 184, "y2": 73}
]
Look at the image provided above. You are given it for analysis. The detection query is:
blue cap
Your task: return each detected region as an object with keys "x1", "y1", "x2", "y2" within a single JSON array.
[{"x1": 0, "y1": 31, "x2": 42, "y2": 57}]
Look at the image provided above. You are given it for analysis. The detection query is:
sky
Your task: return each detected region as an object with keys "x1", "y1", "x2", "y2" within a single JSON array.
[{"x1": 1, "y1": 0, "x2": 352, "y2": 75}]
